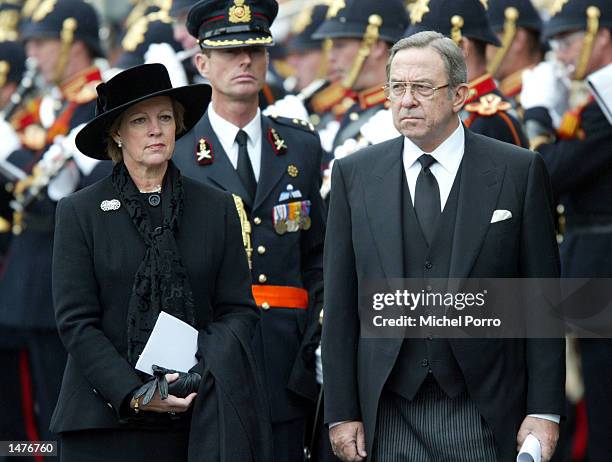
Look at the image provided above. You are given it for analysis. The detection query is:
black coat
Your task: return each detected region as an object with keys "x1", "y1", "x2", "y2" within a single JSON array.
[
  {"x1": 322, "y1": 129, "x2": 565, "y2": 460},
  {"x1": 50, "y1": 170, "x2": 271, "y2": 460},
  {"x1": 174, "y1": 111, "x2": 326, "y2": 422}
]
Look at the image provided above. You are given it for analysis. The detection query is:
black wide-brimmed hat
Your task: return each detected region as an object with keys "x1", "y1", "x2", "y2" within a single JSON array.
[{"x1": 75, "y1": 63, "x2": 211, "y2": 160}]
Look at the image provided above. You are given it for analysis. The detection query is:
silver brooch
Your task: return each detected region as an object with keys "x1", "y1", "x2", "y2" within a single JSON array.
[{"x1": 100, "y1": 199, "x2": 121, "y2": 212}]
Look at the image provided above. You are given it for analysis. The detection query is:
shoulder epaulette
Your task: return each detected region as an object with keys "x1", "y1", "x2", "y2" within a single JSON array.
[
  {"x1": 465, "y1": 94, "x2": 512, "y2": 116},
  {"x1": 268, "y1": 114, "x2": 317, "y2": 134}
]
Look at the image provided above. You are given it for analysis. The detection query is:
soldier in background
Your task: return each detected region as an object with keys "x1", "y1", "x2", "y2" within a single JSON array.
[
  {"x1": 311, "y1": 0, "x2": 409, "y2": 151},
  {"x1": 486, "y1": 0, "x2": 545, "y2": 121},
  {"x1": 175, "y1": 0, "x2": 326, "y2": 460},
  {"x1": 521, "y1": 1, "x2": 612, "y2": 460},
  {"x1": 285, "y1": 1, "x2": 329, "y2": 94},
  {"x1": 0, "y1": 0, "x2": 109, "y2": 446},
  {"x1": 405, "y1": 0, "x2": 528, "y2": 147}
]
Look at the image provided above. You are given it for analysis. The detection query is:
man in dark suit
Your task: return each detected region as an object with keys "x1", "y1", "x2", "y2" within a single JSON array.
[
  {"x1": 172, "y1": 1, "x2": 326, "y2": 460},
  {"x1": 322, "y1": 31, "x2": 565, "y2": 462}
]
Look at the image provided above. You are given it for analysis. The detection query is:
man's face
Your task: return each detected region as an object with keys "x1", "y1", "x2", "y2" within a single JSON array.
[
  {"x1": 550, "y1": 30, "x2": 585, "y2": 78},
  {"x1": 287, "y1": 48, "x2": 323, "y2": 91},
  {"x1": 388, "y1": 47, "x2": 467, "y2": 151},
  {"x1": 327, "y1": 37, "x2": 361, "y2": 82},
  {"x1": 196, "y1": 46, "x2": 268, "y2": 101},
  {"x1": 25, "y1": 37, "x2": 61, "y2": 83}
]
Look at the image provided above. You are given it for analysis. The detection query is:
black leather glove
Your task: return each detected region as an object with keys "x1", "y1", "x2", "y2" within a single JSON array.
[
  {"x1": 132, "y1": 365, "x2": 201, "y2": 405},
  {"x1": 168, "y1": 370, "x2": 201, "y2": 397}
]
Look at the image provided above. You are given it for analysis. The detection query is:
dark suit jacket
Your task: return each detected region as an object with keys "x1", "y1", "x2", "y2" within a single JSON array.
[
  {"x1": 174, "y1": 111, "x2": 326, "y2": 422},
  {"x1": 50, "y1": 171, "x2": 259, "y2": 433},
  {"x1": 322, "y1": 128, "x2": 565, "y2": 459}
]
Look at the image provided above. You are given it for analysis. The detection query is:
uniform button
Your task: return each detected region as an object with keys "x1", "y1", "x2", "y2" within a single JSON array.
[
  {"x1": 421, "y1": 359, "x2": 429, "y2": 367},
  {"x1": 261, "y1": 302, "x2": 270, "y2": 310},
  {"x1": 427, "y1": 334, "x2": 433, "y2": 341},
  {"x1": 257, "y1": 245, "x2": 266, "y2": 255},
  {"x1": 92, "y1": 388, "x2": 99, "y2": 395},
  {"x1": 253, "y1": 217, "x2": 262, "y2": 225},
  {"x1": 349, "y1": 112, "x2": 359, "y2": 121},
  {"x1": 426, "y1": 285, "x2": 433, "y2": 292},
  {"x1": 107, "y1": 402, "x2": 113, "y2": 409},
  {"x1": 424, "y1": 261, "x2": 433, "y2": 270},
  {"x1": 258, "y1": 274, "x2": 267, "y2": 283},
  {"x1": 148, "y1": 194, "x2": 161, "y2": 207}
]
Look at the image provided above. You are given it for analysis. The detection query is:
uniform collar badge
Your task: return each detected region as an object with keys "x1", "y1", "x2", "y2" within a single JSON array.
[
  {"x1": 196, "y1": 137, "x2": 214, "y2": 165},
  {"x1": 268, "y1": 128, "x2": 287, "y2": 156},
  {"x1": 100, "y1": 199, "x2": 121, "y2": 211}
]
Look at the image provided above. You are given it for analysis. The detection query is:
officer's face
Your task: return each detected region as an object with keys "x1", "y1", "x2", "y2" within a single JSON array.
[
  {"x1": 388, "y1": 47, "x2": 467, "y2": 152},
  {"x1": 328, "y1": 38, "x2": 361, "y2": 82},
  {"x1": 196, "y1": 46, "x2": 268, "y2": 102},
  {"x1": 25, "y1": 38, "x2": 61, "y2": 83},
  {"x1": 115, "y1": 96, "x2": 176, "y2": 172}
]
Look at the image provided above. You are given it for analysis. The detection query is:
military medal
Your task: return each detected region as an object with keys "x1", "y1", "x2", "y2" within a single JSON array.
[
  {"x1": 300, "y1": 200, "x2": 312, "y2": 230},
  {"x1": 273, "y1": 204, "x2": 288, "y2": 235},
  {"x1": 287, "y1": 164, "x2": 299, "y2": 178},
  {"x1": 195, "y1": 137, "x2": 214, "y2": 165}
]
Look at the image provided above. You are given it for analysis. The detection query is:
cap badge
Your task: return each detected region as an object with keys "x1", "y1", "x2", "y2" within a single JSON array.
[
  {"x1": 229, "y1": 0, "x2": 252, "y2": 24},
  {"x1": 327, "y1": 0, "x2": 345, "y2": 19},
  {"x1": 32, "y1": 0, "x2": 57, "y2": 23},
  {"x1": 549, "y1": 0, "x2": 569, "y2": 17},
  {"x1": 409, "y1": 0, "x2": 430, "y2": 24}
]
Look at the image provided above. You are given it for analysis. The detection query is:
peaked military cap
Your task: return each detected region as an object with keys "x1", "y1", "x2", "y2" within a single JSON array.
[
  {"x1": 0, "y1": 40, "x2": 26, "y2": 86},
  {"x1": 487, "y1": 0, "x2": 542, "y2": 33},
  {"x1": 186, "y1": 0, "x2": 278, "y2": 49},
  {"x1": 20, "y1": 0, "x2": 103, "y2": 57},
  {"x1": 116, "y1": 13, "x2": 181, "y2": 69},
  {"x1": 312, "y1": 0, "x2": 409, "y2": 44},
  {"x1": 543, "y1": 0, "x2": 612, "y2": 40},
  {"x1": 405, "y1": 0, "x2": 501, "y2": 46},
  {"x1": 287, "y1": 2, "x2": 328, "y2": 52}
]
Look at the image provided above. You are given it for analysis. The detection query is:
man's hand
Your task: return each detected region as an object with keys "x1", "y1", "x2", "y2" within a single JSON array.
[
  {"x1": 517, "y1": 416, "x2": 559, "y2": 462},
  {"x1": 329, "y1": 421, "x2": 367, "y2": 462}
]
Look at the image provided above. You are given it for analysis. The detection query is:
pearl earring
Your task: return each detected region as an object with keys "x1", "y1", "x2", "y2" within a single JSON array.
[{"x1": 117, "y1": 139, "x2": 122, "y2": 148}]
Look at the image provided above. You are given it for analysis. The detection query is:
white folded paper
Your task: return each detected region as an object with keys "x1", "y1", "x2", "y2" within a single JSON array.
[
  {"x1": 587, "y1": 63, "x2": 612, "y2": 125},
  {"x1": 135, "y1": 311, "x2": 198, "y2": 376},
  {"x1": 517, "y1": 434, "x2": 541, "y2": 462}
]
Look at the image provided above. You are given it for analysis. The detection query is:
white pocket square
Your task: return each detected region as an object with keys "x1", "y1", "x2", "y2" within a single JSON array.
[{"x1": 490, "y1": 209, "x2": 512, "y2": 223}]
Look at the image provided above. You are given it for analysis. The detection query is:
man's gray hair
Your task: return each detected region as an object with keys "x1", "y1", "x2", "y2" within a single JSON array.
[{"x1": 386, "y1": 31, "x2": 467, "y2": 94}]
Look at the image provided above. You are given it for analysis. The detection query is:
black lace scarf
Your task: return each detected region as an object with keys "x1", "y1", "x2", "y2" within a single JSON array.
[{"x1": 111, "y1": 161, "x2": 196, "y2": 369}]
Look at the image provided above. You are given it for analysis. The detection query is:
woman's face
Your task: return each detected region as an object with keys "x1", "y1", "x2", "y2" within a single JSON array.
[{"x1": 115, "y1": 96, "x2": 176, "y2": 171}]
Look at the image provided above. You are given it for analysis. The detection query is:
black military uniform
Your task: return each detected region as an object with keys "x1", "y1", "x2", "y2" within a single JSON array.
[
  {"x1": 486, "y1": 0, "x2": 544, "y2": 115},
  {"x1": 405, "y1": 0, "x2": 528, "y2": 147},
  {"x1": 175, "y1": 1, "x2": 326, "y2": 461},
  {"x1": 0, "y1": 0, "x2": 110, "y2": 447},
  {"x1": 527, "y1": 2, "x2": 612, "y2": 461},
  {"x1": 312, "y1": 0, "x2": 409, "y2": 150}
]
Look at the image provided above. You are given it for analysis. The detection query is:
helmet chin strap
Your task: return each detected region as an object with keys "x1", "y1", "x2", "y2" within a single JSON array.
[
  {"x1": 487, "y1": 7, "x2": 518, "y2": 76},
  {"x1": 53, "y1": 17, "x2": 77, "y2": 85},
  {"x1": 574, "y1": 6, "x2": 600, "y2": 81},
  {"x1": 341, "y1": 14, "x2": 382, "y2": 90}
]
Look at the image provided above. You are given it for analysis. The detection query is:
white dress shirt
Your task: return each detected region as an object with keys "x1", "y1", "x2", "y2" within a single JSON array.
[
  {"x1": 208, "y1": 103, "x2": 262, "y2": 181},
  {"x1": 402, "y1": 119, "x2": 464, "y2": 211}
]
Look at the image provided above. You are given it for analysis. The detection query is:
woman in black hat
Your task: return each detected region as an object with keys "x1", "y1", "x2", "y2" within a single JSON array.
[{"x1": 50, "y1": 63, "x2": 271, "y2": 461}]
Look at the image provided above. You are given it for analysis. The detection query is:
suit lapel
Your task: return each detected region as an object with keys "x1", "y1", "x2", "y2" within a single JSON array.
[
  {"x1": 363, "y1": 136, "x2": 405, "y2": 280},
  {"x1": 194, "y1": 112, "x2": 253, "y2": 209},
  {"x1": 253, "y1": 116, "x2": 290, "y2": 211},
  {"x1": 448, "y1": 128, "x2": 505, "y2": 291}
]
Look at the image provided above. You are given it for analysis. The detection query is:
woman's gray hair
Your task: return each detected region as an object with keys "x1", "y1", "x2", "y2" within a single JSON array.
[
  {"x1": 386, "y1": 31, "x2": 467, "y2": 96},
  {"x1": 106, "y1": 99, "x2": 186, "y2": 164}
]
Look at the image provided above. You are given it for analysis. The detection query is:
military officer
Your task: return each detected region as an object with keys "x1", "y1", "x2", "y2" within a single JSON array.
[
  {"x1": 311, "y1": 0, "x2": 409, "y2": 150},
  {"x1": 0, "y1": 0, "x2": 110, "y2": 445},
  {"x1": 174, "y1": 1, "x2": 326, "y2": 460},
  {"x1": 520, "y1": 2, "x2": 612, "y2": 460},
  {"x1": 405, "y1": 0, "x2": 528, "y2": 147},
  {"x1": 485, "y1": 0, "x2": 545, "y2": 119}
]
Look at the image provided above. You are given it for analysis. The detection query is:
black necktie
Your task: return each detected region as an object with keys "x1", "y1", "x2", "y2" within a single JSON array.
[
  {"x1": 235, "y1": 129, "x2": 257, "y2": 201},
  {"x1": 414, "y1": 154, "x2": 441, "y2": 245}
]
